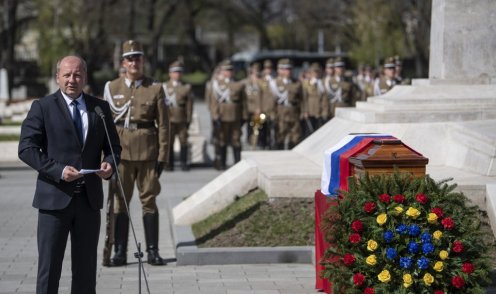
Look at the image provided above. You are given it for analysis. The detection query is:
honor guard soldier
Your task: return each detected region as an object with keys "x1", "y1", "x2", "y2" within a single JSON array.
[
  {"x1": 394, "y1": 55, "x2": 410, "y2": 85},
  {"x1": 323, "y1": 58, "x2": 336, "y2": 120},
  {"x1": 302, "y1": 62, "x2": 328, "y2": 137},
  {"x1": 328, "y1": 57, "x2": 355, "y2": 118},
  {"x1": 373, "y1": 57, "x2": 397, "y2": 96},
  {"x1": 242, "y1": 63, "x2": 262, "y2": 147},
  {"x1": 163, "y1": 60, "x2": 193, "y2": 171},
  {"x1": 103, "y1": 40, "x2": 169, "y2": 266},
  {"x1": 208, "y1": 60, "x2": 247, "y2": 170},
  {"x1": 270, "y1": 58, "x2": 302, "y2": 150},
  {"x1": 258, "y1": 60, "x2": 276, "y2": 149}
]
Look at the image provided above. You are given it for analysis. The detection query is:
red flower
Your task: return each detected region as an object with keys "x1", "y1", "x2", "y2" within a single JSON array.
[
  {"x1": 378, "y1": 193, "x2": 391, "y2": 203},
  {"x1": 392, "y1": 194, "x2": 406, "y2": 203},
  {"x1": 364, "y1": 287, "x2": 375, "y2": 294},
  {"x1": 415, "y1": 193, "x2": 429, "y2": 204},
  {"x1": 452, "y1": 276, "x2": 465, "y2": 289},
  {"x1": 363, "y1": 202, "x2": 376, "y2": 213},
  {"x1": 434, "y1": 291, "x2": 444, "y2": 294},
  {"x1": 431, "y1": 207, "x2": 444, "y2": 218},
  {"x1": 343, "y1": 254, "x2": 356, "y2": 266},
  {"x1": 462, "y1": 262, "x2": 474, "y2": 274},
  {"x1": 353, "y1": 273, "x2": 365, "y2": 286},
  {"x1": 351, "y1": 220, "x2": 364, "y2": 232},
  {"x1": 441, "y1": 217, "x2": 455, "y2": 230},
  {"x1": 349, "y1": 233, "x2": 361, "y2": 244},
  {"x1": 452, "y1": 240, "x2": 464, "y2": 253}
]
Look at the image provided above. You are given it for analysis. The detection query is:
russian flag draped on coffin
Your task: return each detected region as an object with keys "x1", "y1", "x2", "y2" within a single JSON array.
[{"x1": 320, "y1": 133, "x2": 396, "y2": 196}]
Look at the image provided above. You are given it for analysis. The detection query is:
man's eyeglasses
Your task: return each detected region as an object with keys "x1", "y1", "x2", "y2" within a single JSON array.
[{"x1": 124, "y1": 54, "x2": 142, "y2": 62}]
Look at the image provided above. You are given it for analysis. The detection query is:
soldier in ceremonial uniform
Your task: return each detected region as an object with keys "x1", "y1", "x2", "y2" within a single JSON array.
[
  {"x1": 323, "y1": 58, "x2": 335, "y2": 120},
  {"x1": 271, "y1": 58, "x2": 302, "y2": 150},
  {"x1": 163, "y1": 60, "x2": 193, "y2": 171},
  {"x1": 242, "y1": 63, "x2": 262, "y2": 146},
  {"x1": 328, "y1": 57, "x2": 355, "y2": 118},
  {"x1": 103, "y1": 40, "x2": 169, "y2": 266},
  {"x1": 302, "y1": 62, "x2": 328, "y2": 137},
  {"x1": 394, "y1": 55, "x2": 410, "y2": 85},
  {"x1": 373, "y1": 57, "x2": 396, "y2": 96},
  {"x1": 208, "y1": 60, "x2": 246, "y2": 169},
  {"x1": 258, "y1": 60, "x2": 276, "y2": 149}
]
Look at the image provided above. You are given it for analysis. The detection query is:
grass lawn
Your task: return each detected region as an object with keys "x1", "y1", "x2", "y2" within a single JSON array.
[
  {"x1": 0, "y1": 134, "x2": 20, "y2": 141},
  {"x1": 192, "y1": 189, "x2": 315, "y2": 247}
]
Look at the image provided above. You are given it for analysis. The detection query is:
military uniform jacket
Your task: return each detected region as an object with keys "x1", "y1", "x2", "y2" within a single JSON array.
[
  {"x1": 302, "y1": 78, "x2": 329, "y2": 119},
  {"x1": 329, "y1": 75, "x2": 353, "y2": 106},
  {"x1": 373, "y1": 76, "x2": 395, "y2": 96},
  {"x1": 106, "y1": 76, "x2": 169, "y2": 162},
  {"x1": 242, "y1": 77, "x2": 262, "y2": 114},
  {"x1": 163, "y1": 80, "x2": 193, "y2": 124},
  {"x1": 259, "y1": 75, "x2": 276, "y2": 118},
  {"x1": 209, "y1": 78, "x2": 247, "y2": 123},
  {"x1": 271, "y1": 77, "x2": 302, "y2": 122}
]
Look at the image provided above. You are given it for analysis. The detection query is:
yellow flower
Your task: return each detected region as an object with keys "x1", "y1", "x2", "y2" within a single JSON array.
[
  {"x1": 427, "y1": 213, "x2": 438, "y2": 224},
  {"x1": 403, "y1": 273, "x2": 413, "y2": 288},
  {"x1": 393, "y1": 206, "x2": 404, "y2": 216},
  {"x1": 367, "y1": 240, "x2": 378, "y2": 251},
  {"x1": 433, "y1": 261, "x2": 444, "y2": 272},
  {"x1": 376, "y1": 213, "x2": 388, "y2": 225},
  {"x1": 405, "y1": 207, "x2": 421, "y2": 219},
  {"x1": 378, "y1": 269, "x2": 391, "y2": 283},
  {"x1": 433, "y1": 230, "x2": 443, "y2": 240},
  {"x1": 366, "y1": 254, "x2": 377, "y2": 266},
  {"x1": 439, "y1": 250, "x2": 449, "y2": 260},
  {"x1": 423, "y1": 273, "x2": 434, "y2": 286}
]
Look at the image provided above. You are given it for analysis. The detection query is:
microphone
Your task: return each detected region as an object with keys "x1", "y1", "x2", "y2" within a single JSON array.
[
  {"x1": 95, "y1": 104, "x2": 151, "y2": 293},
  {"x1": 95, "y1": 105, "x2": 105, "y2": 119}
]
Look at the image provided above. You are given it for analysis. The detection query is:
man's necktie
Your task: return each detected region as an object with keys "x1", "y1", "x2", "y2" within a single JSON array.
[{"x1": 71, "y1": 100, "x2": 84, "y2": 145}]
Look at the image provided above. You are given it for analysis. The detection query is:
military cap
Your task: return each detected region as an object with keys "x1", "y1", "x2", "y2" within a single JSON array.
[
  {"x1": 277, "y1": 58, "x2": 292, "y2": 69},
  {"x1": 325, "y1": 58, "x2": 335, "y2": 68},
  {"x1": 394, "y1": 55, "x2": 402, "y2": 66},
  {"x1": 220, "y1": 59, "x2": 233, "y2": 70},
  {"x1": 122, "y1": 40, "x2": 144, "y2": 58},
  {"x1": 309, "y1": 62, "x2": 322, "y2": 72},
  {"x1": 169, "y1": 60, "x2": 184, "y2": 72},
  {"x1": 263, "y1": 59, "x2": 273, "y2": 69},
  {"x1": 384, "y1": 57, "x2": 396, "y2": 69},
  {"x1": 333, "y1": 57, "x2": 345, "y2": 67},
  {"x1": 249, "y1": 63, "x2": 260, "y2": 72}
]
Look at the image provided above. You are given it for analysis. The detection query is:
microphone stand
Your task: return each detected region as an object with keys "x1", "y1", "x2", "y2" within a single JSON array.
[{"x1": 96, "y1": 106, "x2": 150, "y2": 294}]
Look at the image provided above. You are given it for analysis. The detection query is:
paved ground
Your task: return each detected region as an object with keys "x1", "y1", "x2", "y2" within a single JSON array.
[{"x1": 0, "y1": 100, "x2": 316, "y2": 294}]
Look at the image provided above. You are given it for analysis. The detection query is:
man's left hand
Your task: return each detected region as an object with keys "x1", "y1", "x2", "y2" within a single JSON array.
[{"x1": 97, "y1": 162, "x2": 113, "y2": 179}]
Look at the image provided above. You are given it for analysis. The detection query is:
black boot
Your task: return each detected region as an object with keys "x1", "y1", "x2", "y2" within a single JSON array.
[
  {"x1": 233, "y1": 146, "x2": 241, "y2": 163},
  {"x1": 180, "y1": 145, "x2": 189, "y2": 171},
  {"x1": 220, "y1": 146, "x2": 227, "y2": 170},
  {"x1": 165, "y1": 145, "x2": 174, "y2": 171},
  {"x1": 110, "y1": 213, "x2": 129, "y2": 266},
  {"x1": 143, "y1": 213, "x2": 166, "y2": 266}
]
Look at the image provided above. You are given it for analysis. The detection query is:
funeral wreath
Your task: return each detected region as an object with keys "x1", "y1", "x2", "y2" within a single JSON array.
[{"x1": 321, "y1": 173, "x2": 492, "y2": 293}]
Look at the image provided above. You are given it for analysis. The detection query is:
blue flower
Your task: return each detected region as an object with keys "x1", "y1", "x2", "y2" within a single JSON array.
[
  {"x1": 396, "y1": 224, "x2": 408, "y2": 235},
  {"x1": 409, "y1": 225, "x2": 421, "y2": 236},
  {"x1": 408, "y1": 241, "x2": 420, "y2": 254},
  {"x1": 386, "y1": 247, "x2": 397, "y2": 260},
  {"x1": 417, "y1": 256, "x2": 430, "y2": 270},
  {"x1": 420, "y1": 232, "x2": 432, "y2": 243},
  {"x1": 400, "y1": 256, "x2": 413, "y2": 269},
  {"x1": 383, "y1": 231, "x2": 394, "y2": 243},
  {"x1": 422, "y1": 243, "x2": 435, "y2": 254}
]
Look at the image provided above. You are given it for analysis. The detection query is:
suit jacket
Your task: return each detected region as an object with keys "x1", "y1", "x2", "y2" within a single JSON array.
[{"x1": 18, "y1": 90, "x2": 121, "y2": 211}]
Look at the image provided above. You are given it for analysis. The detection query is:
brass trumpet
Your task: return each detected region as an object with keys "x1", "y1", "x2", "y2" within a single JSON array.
[{"x1": 250, "y1": 112, "x2": 266, "y2": 148}]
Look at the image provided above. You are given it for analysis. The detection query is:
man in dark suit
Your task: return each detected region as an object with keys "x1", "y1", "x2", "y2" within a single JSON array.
[{"x1": 18, "y1": 55, "x2": 121, "y2": 294}]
